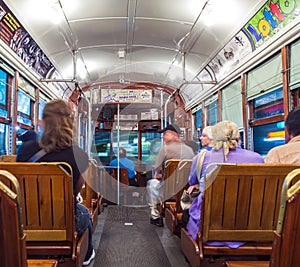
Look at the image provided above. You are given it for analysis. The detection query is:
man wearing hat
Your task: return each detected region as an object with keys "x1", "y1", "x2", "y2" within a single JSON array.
[{"x1": 147, "y1": 124, "x2": 194, "y2": 227}]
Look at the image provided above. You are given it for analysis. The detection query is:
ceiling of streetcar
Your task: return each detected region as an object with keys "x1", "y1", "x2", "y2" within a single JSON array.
[{"x1": 3, "y1": 0, "x2": 267, "y2": 106}]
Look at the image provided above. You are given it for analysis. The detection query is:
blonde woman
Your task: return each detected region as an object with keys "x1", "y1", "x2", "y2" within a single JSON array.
[{"x1": 186, "y1": 121, "x2": 264, "y2": 248}]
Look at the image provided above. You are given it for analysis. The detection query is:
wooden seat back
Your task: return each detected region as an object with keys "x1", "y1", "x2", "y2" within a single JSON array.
[
  {"x1": 172, "y1": 159, "x2": 193, "y2": 213},
  {"x1": 110, "y1": 167, "x2": 132, "y2": 204},
  {"x1": 0, "y1": 154, "x2": 16, "y2": 162},
  {"x1": 165, "y1": 159, "x2": 192, "y2": 234},
  {"x1": 111, "y1": 167, "x2": 129, "y2": 186},
  {"x1": 202, "y1": 164, "x2": 300, "y2": 243},
  {"x1": 0, "y1": 162, "x2": 88, "y2": 266},
  {"x1": 81, "y1": 159, "x2": 102, "y2": 231},
  {"x1": 181, "y1": 163, "x2": 300, "y2": 267},
  {"x1": 81, "y1": 159, "x2": 101, "y2": 206},
  {"x1": 0, "y1": 162, "x2": 75, "y2": 243},
  {"x1": 270, "y1": 168, "x2": 300, "y2": 267},
  {"x1": 163, "y1": 159, "x2": 181, "y2": 200},
  {"x1": 0, "y1": 170, "x2": 27, "y2": 267}
]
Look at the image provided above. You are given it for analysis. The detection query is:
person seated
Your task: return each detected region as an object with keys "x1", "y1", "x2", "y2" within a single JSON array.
[
  {"x1": 18, "y1": 130, "x2": 37, "y2": 142},
  {"x1": 198, "y1": 125, "x2": 213, "y2": 152},
  {"x1": 109, "y1": 148, "x2": 138, "y2": 186},
  {"x1": 180, "y1": 126, "x2": 214, "y2": 226},
  {"x1": 265, "y1": 106, "x2": 300, "y2": 163},
  {"x1": 16, "y1": 99, "x2": 95, "y2": 266},
  {"x1": 186, "y1": 120, "x2": 264, "y2": 248},
  {"x1": 147, "y1": 124, "x2": 194, "y2": 227}
]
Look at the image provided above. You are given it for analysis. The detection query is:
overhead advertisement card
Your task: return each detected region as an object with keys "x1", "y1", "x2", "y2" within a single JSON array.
[
  {"x1": 100, "y1": 89, "x2": 153, "y2": 103},
  {"x1": 0, "y1": 0, "x2": 54, "y2": 78}
]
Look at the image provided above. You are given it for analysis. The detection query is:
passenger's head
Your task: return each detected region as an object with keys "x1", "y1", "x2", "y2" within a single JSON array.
[
  {"x1": 285, "y1": 106, "x2": 300, "y2": 139},
  {"x1": 39, "y1": 99, "x2": 74, "y2": 152},
  {"x1": 199, "y1": 126, "x2": 213, "y2": 148},
  {"x1": 212, "y1": 120, "x2": 240, "y2": 160},
  {"x1": 160, "y1": 124, "x2": 181, "y2": 144},
  {"x1": 18, "y1": 130, "x2": 37, "y2": 142},
  {"x1": 119, "y1": 148, "x2": 127, "y2": 158}
]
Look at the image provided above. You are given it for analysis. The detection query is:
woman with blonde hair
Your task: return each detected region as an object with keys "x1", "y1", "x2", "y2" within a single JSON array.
[
  {"x1": 186, "y1": 120, "x2": 264, "y2": 247},
  {"x1": 17, "y1": 99, "x2": 95, "y2": 265}
]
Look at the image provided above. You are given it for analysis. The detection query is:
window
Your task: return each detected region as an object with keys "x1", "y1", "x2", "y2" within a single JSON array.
[
  {"x1": 195, "y1": 109, "x2": 202, "y2": 130},
  {"x1": 93, "y1": 131, "x2": 111, "y2": 165},
  {"x1": 253, "y1": 88, "x2": 283, "y2": 120},
  {"x1": 0, "y1": 123, "x2": 8, "y2": 155},
  {"x1": 17, "y1": 91, "x2": 31, "y2": 116},
  {"x1": 141, "y1": 132, "x2": 161, "y2": 164},
  {"x1": 253, "y1": 121, "x2": 285, "y2": 157},
  {"x1": 39, "y1": 99, "x2": 46, "y2": 120},
  {"x1": 111, "y1": 131, "x2": 138, "y2": 162},
  {"x1": 207, "y1": 100, "x2": 218, "y2": 125},
  {"x1": 0, "y1": 69, "x2": 8, "y2": 118},
  {"x1": 17, "y1": 90, "x2": 32, "y2": 126}
]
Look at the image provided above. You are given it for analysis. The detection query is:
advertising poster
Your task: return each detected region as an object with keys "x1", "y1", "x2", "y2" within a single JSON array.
[
  {"x1": 244, "y1": 0, "x2": 300, "y2": 48},
  {"x1": 0, "y1": 0, "x2": 54, "y2": 78},
  {"x1": 100, "y1": 89, "x2": 153, "y2": 103}
]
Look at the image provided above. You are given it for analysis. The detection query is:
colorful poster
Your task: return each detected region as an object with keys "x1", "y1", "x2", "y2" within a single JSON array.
[
  {"x1": 244, "y1": 0, "x2": 300, "y2": 48},
  {"x1": 0, "y1": 0, "x2": 54, "y2": 78},
  {"x1": 100, "y1": 89, "x2": 153, "y2": 103}
]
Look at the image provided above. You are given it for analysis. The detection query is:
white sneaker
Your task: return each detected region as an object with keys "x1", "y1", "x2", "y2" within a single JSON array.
[{"x1": 83, "y1": 249, "x2": 95, "y2": 266}]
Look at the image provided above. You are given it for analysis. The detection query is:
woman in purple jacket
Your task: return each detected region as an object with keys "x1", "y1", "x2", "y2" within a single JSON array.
[{"x1": 186, "y1": 120, "x2": 264, "y2": 248}]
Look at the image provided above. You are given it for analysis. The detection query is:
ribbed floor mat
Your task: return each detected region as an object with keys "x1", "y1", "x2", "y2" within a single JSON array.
[{"x1": 93, "y1": 206, "x2": 172, "y2": 267}]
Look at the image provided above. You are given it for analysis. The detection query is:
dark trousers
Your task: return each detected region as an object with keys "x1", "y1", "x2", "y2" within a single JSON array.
[
  {"x1": 75, "y1": 203, "x2": 93, "y2": 257},
  {"x1": 129, "y1": 177, "x2": 139, "y2": 187}
]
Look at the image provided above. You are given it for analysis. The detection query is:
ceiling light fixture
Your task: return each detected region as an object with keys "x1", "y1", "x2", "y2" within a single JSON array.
[{"x1": 118, "y1": 49, "x2": 125, "y2": 59}]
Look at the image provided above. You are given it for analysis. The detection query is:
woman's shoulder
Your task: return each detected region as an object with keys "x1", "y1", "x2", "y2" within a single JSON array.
[
  {"x1": 16, "y1": 141, "x2": 40, "y2": 162},
  {"x1": 237, "y1": 147, "x2": 264, "y2": 162}
]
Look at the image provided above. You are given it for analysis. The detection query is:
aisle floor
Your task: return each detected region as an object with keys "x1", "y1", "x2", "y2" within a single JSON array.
[{"x1": 87, "y1": 205, "x2": 190, "y2": 267}]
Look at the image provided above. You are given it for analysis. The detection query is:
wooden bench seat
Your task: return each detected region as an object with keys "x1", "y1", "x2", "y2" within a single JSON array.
[
  {"x1": 226, "y1": 168, "x2": 300, "y2": 267},
  {"x1": 181, "y1": 163, "x2": 300, "y2": 267},
  {"x1": 81, "y1": 159, "x2": 103, "y2": 232},
  {"x1": 165, "y1": 159, "x2": 192, "y2": 235},
  {"x1": 0, "y1": 169, "x2": 58, "y2": 267},
  {"x1": 0, "y1": 162, "x2": 89, "y2": 267},
  {"x1": 158, "y1": 159, "x2": 181, "y2": 215}
]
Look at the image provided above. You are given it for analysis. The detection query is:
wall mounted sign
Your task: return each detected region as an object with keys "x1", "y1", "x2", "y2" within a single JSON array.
[{"x1": 100, "y1": 89, "x2": 153, "y2": 103}]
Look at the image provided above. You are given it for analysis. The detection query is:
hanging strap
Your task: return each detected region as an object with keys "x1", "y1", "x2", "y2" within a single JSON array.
[
  {"x1": 28, "y1": 149, "x2": 47, "y2": 162},
  {"x1": 196, "y1": 150, "x2": 207, "y2": 183}
]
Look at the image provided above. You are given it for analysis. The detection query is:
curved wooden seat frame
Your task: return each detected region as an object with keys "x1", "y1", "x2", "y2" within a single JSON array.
[
  {"x1": 270, "y1": 168, "x2": 300, "y2": 266},
  {"x1": 0, "y1": 170, "x2": 57, "y2": 267}
]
